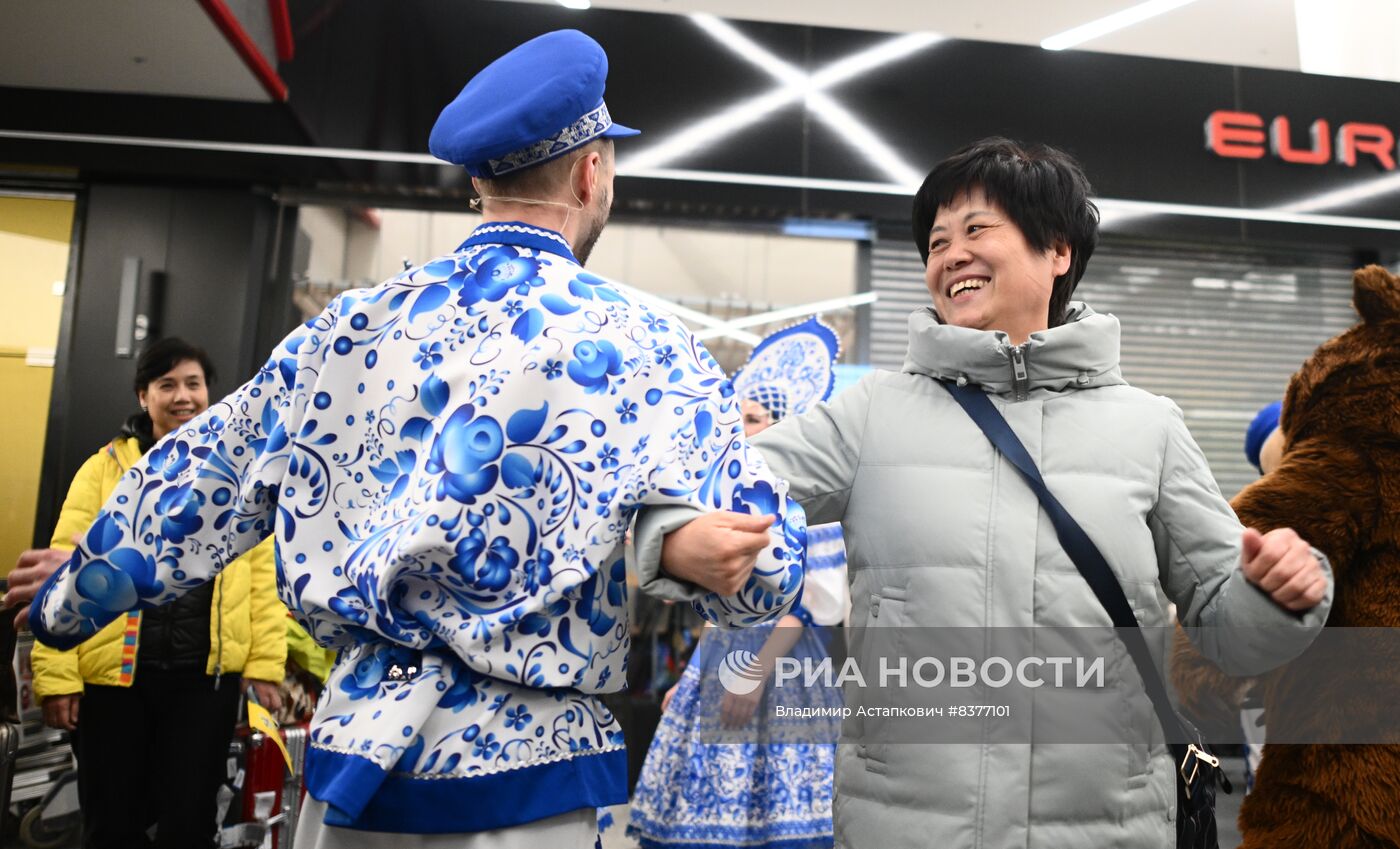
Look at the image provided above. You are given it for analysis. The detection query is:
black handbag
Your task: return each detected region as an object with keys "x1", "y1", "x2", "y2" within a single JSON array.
[{"x1": 941, "y1": 379, "x2": 1231, "y2": 849}]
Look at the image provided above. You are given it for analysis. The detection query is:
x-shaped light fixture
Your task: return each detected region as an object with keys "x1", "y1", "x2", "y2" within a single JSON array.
[
  {"x1": 621, "y1": 15, "x2": 941, "y2": 188},
  {"x1": 615, "y1": 15, "x2": 923, "y2": 343}
]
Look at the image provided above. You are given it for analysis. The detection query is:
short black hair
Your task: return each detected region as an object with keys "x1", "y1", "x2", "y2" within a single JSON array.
[
  {"x1": 912, "y1": 137, "x2": 1100, "y2": 328},
  {"x1": 133, "y1": 337, "x2": 217, "y2": 395}
]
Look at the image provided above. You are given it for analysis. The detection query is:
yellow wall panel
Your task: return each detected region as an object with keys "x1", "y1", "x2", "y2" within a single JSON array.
[
  {"x1": 0, "y1": 359, "x2": 56, "y2": 573},
  {"x1": 0, "y1": 194, "x2": 74, "y2": 576}
]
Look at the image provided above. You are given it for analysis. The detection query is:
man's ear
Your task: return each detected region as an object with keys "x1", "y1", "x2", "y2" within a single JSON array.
[{"x1": 575, "y1": 152, "x2": 602, "y2": 205}]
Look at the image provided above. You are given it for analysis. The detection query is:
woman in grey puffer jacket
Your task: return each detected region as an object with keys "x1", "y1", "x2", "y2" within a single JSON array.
[{"x1": 635, "y1": 137, "x2": 1332, "y2": 849}]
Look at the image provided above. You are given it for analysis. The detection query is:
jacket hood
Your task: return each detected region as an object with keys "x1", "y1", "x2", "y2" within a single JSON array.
[
  {"x1": 119, "y1": 412, "x2": 155, "y2": 455},
  {"x1": 1283, "y1": 264, "x2": 1400, "y2": 447},
  {"x1": 901, "y1": 301, "x2": 1127, "y2": 394}
]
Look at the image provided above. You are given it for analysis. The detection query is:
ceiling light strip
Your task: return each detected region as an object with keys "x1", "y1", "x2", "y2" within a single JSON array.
[
  {"x1": 1275, "y1": 171, "x2": 1400, "y2": 213},
  {"x1": 811, "y1": 32, "x2": 944, "y2": 87},
  {"x1": 691, "y1": 14, "x2": 803, "y2": 85},
  {"x1": 608, "y1": 281, "x2": 764, "y2": 345},
  {"x1": 1094, "y1": 197, "x2": 1400, "y2": 232},
  {"x1": 678, "y1": 14, "x2": 932, "y2": 185},
  {"x1": 618, "y1": 87, "x2": 801, "y2": 172},
  {"x1": 625, "y1": 167, "x2": 1400, "y2": 231},
  {"x1": 694, "y1": 292, "x2": 880, "y2": 341},
  {"x1": 0, "y1": 128, "x2": 443, "y2": 164},
  {"x1": 622, "y1": 16, "x2": 939, "y2": 176},
  {"x1": 4, "y1": 129, "x2": 1397, "y2": 232},
  {"x1": 803, "y1": 92, "x2": 926, "y2": 187},
  {"x1": 619, "y1": 166, "x2": 913, "y2": 194},
  {"x1": 1041, "y1": 0, "x2": 1204, "y2": 51}
]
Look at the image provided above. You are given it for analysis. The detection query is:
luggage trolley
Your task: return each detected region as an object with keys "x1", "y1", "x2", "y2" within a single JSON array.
[{"x1": 6, "y1": 631, "x2": 81, "y2": 849}]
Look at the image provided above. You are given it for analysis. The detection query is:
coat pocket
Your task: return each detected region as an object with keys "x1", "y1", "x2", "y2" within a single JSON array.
[
  {"x1": 858, "y1": 585, "x2": 909, "y2": 772},
  {"x1": 868, "y1": 586, "x2": 908, "y2": 626}
]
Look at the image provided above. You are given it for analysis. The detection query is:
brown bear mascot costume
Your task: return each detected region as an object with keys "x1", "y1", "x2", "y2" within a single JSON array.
[{"x1": 1175, "y1": 264, "x2": 1400, "y2": 847}]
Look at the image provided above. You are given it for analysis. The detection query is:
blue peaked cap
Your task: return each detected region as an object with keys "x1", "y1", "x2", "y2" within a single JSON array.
[
  {"x1": 429, "y1": 30, "x2": 639, "y2": 177},
  {"x1": 1244, "y1": 400, "x2": 1282, "y2": 473}
]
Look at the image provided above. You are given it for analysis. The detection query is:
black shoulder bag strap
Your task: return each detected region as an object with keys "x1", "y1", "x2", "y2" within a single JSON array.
[{"x1": 940, "y1": 380, "x2": 1226, "y2": 846}]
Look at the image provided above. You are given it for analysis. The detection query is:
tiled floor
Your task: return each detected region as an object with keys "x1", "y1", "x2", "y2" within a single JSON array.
[
  {"x1": 14, "y1": 761, "x2": 1246, "y2": 849},
  {"x1": 600, "y1": 756, "x2": 1248, "y2": 849}
]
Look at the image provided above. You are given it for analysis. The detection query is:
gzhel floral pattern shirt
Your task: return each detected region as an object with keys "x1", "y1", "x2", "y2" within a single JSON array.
[{"x1": 31, "y1": 221, "x2": 806, "y2": 833}]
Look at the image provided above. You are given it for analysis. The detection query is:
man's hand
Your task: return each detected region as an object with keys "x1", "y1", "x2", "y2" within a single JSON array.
[
  {"x1": 41, "y1": 693, "x2": 80, "y2": 732},
  {"x1": 6, "y1": 547, "x2": 73, "y2": 629},
  {"x1": 1241, "y1": 527, "x2": 1328, "y2": 612},
  {"x1": 660, "y1": 511, "x2": 775, "y2": 596},
  {"x1": 245, "y1": 678, "x2": 284, "y2": 713}
]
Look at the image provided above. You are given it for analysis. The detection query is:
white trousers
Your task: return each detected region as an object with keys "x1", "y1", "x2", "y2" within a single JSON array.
[{"x1": 294, "y1": 797, "x2": 598, "y2": 849}]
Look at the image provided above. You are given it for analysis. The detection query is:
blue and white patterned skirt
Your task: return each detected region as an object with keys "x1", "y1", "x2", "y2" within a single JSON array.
[{"x1": 627, "y1": 624, "x2": 839, "y2": 849}]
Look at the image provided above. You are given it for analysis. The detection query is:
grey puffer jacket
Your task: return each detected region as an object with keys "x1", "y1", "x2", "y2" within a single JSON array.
[
  {"x1": 635, "y1": 303, "x2": 1331, "y2": 849},
  {"x1": 760, "y1": 304, "x2": 1330, "y2": 848}
]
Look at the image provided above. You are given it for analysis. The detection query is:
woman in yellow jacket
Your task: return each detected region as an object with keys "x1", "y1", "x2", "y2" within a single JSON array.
[{"x1": 31, "y1": 337, "x2": 287, "y2": 849}]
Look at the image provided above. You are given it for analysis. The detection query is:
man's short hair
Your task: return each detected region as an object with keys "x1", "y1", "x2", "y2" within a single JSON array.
[
  {"x1": 475, "y1": 138, "x2": 613, "y2": 201},
  {"x1": 911, "y1": 137, "x2": 1100, "y2": 328}
]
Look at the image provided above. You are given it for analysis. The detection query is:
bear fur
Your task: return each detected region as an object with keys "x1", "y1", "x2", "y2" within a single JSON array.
[{"x1": 1174, "y1": 265, "x2": 1400, "y2": 847}]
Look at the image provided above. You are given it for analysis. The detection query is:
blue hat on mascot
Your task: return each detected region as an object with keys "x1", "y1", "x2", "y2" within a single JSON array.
[
  {"x1": 430, "y1": 30, "x2": 640, "y2": 177},
  {"x1": 1244, "y1": 400, "x2": 1283, "y2": 473}
]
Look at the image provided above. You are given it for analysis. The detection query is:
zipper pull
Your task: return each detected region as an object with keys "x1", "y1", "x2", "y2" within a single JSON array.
[{"x1": 1009, "y1": 345, "x2": 1030, "y2": 401}]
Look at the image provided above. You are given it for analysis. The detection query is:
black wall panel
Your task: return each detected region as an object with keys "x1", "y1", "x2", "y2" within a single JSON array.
[{"x1": 32, "y1": 185, "x2": 293, "y2": 545}]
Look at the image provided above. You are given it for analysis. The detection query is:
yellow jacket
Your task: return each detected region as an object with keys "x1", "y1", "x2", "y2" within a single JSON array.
[
  {"x1": 286, "y1": 617, "x2": 336, "y2": 683},
  {"x1": 32, "y1": 437, "x2": 287, "y2": 700}
]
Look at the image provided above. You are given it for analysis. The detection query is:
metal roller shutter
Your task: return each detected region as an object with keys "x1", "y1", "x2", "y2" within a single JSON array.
[{"x1": 867, "y1": 237, "x2": 1358, "y2": 498}]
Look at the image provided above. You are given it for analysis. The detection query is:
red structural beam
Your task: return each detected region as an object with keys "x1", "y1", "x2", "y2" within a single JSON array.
[
  {"x1": 268, "y1": 0, "x2": 295, "y2": 62},
  {"x1": 198, "y1": 0, "x2": 290, "y2": 101}
]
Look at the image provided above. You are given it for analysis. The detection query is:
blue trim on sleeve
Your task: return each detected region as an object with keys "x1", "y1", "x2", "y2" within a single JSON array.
[
  {"x1": 307, "y1": 745, "x2": 627, "y2": 833},
  {"x1": 27, "y1": 554, "x2": 85, "y2": 651}
]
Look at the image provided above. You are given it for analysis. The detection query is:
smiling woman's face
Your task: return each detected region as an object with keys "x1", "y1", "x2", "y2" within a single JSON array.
[
  {"x1": 924, "y1": 186, "x2": 1072, "y2": 345},
  {"x1": 139, "y1": 358, "x2": 209, "y2": 439}
]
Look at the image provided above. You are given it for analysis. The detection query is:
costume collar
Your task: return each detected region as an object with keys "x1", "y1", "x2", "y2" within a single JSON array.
[{"x1": 457, "y1": 221, "x2": 579, "y2": 264}]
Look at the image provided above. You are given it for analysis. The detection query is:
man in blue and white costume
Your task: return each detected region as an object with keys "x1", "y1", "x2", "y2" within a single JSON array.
[{"x1": 27, "y1": 30, "x2": 805, "y2": 849}]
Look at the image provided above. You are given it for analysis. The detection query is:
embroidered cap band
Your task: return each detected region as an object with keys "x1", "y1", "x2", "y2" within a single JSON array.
[
  {"x1": 430, "y1": 30, "x2": 639, "y2": 178},
  {"x1": 487, "y1": 102, "x2": 619, "y2": 177}
]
